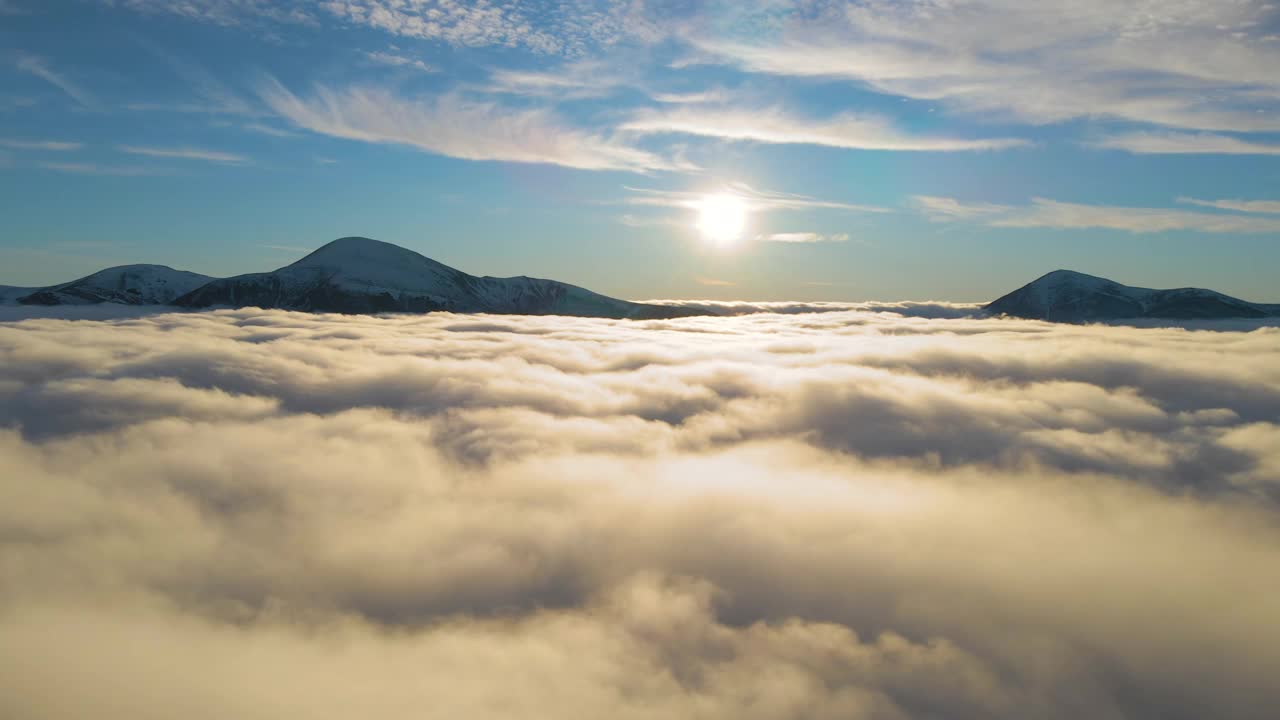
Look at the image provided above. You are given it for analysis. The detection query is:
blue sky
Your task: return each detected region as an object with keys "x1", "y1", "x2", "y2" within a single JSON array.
[{"x1": 2, "y1": 0, "x2": 1279, "y2": 301}]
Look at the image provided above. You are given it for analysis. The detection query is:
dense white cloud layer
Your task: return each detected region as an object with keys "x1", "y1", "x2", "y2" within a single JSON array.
[{"x1": 2, "y1": 307, "x2": 1279, "y2": 718}]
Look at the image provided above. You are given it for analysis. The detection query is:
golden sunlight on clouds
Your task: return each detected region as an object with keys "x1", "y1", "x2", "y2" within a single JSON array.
[{"x1": 1, "y1": 307, "x2": 1279, "y2": 719}]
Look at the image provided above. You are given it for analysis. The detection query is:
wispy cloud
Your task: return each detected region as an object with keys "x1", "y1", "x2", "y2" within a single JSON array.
[
  {"x1": 692, "y1": 3, "x2": 1280, "y2": 134},
  {"x1": 133, "y1": 46, "x2": 258, "y2": 117},
  {"x1": 106, "y1": 0, "x2": 316, "y2": 29},
  {"x1": 14, "y1": 53, "x2": 99, "y2": 110},
  {"x1": 993, "y1": 199, "x2": 1280, "y2": 234},
  {"x1": 922, "y1": 196, "x2": 1280, "y2": 234},
  {"x1": 363, "y1": 50, "x2": 436, "y2": 73},
  {"x1": 652, "y1": 91, "x2": 724, "y2": 105},
  {"x1": 1090, "y1": 132, "x2": 1280, "y2": 156},
  {"x1": 480, "y1": 61, "x2": 718, "y2": 106},
  {"x1": 319, "y1": 0, "x2": 557, "y2": 53},
  {"x1": 621, "y1": 107, "x2": 1028, "y2": 152},
  {"x1": 319, "y1": 0, "x2": 635, "y2": 55},
  {"x1": 118, "y1": 145, "x2": 249, "y2": 164},
  {"x1": 240, "y1": 122, "x2": 296, "y2": 138},
  {"x1": 913, "y1": 196, "x2": 1013, "y2": 221},
  {"x1": 483, "y1": 63, "x2": 620, "y2": 99},
  {"x1": 1179, "y1": 197, "x2": 1280, "y2": 215},
  {"x1": 40, "y1": 162, "x2": 168, "y2": 176},
  {"x1": 625, "y1": 183, "x2": 890, "y2": 214},
  {"x1": 258, "y1": 78, "x2": 688, "y2": 173},
  {"x1": 0, "y1": 138, "x2": 82, "y2": 151},
  {"x1": 758, "y1": 232, "x2": 849, "y2": 243},
  {"x1": 106, "y1": 0, "x2": 651, "y2": 55}
]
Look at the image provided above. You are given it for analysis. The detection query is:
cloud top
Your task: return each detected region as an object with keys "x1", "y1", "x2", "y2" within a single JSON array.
[{"x1": 1, "y1": 307, "x2": 1278, "y2": 718}]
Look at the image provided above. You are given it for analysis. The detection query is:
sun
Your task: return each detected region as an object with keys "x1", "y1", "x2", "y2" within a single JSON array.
[{"x1": 695, "y1": 193, "x2": 748, "y2": 246}]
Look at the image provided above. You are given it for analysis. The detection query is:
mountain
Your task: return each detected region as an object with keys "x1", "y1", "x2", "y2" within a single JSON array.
[
  {"x1": 14, "y1": 265, "x2": 213, "y2": 306},
  {"x1": 0, "y1": 285, "x2": 39, "y2": 304},
  {"x1": 174, "y1": 237, "x2": 701, "y2": 319},
  {"x1": 986, "y1": 270, "x2": 1275, "y2": 322}
]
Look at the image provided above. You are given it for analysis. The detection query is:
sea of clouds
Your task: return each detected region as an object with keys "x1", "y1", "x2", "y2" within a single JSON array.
[{"x1": 1, "y1": 306, "x2": 1278, "y2": 719}]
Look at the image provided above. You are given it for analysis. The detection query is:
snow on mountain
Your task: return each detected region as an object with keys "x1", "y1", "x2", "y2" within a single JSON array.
[
  {"x1": 175, "y1": 237, "x2": 702, "y2": 319},
  {"x1": 986, "y1": 269, "x2": 1273, "y2": 322},
  {"x1": 12, "y1": 265, "x2": 214, "y2": 306}
]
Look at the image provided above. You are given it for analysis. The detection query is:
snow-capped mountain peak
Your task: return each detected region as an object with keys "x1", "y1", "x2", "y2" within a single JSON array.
[
  {"x1": 293, "y1": 237, "x2": 452, "y2": 273},
  {"x1": 15, "y1": 264, "x2": 213, "y2": 306},
  {"x1": 283, "y1": 236, "x2": 469, "y2": 297},
  {"x1": 173, "y1": 237, "x2": 701, "y2": 319},
  {"x1": 987, "y1": 269, "x2": 1271, "y2": 322}
]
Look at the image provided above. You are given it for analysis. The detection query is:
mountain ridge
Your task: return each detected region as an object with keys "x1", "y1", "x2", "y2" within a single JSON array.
[
  {"x1": 173, "y1": 237, "x2": 700, "y2": 319},
  {"x1": 3, "y1": 244, "x2": 1275, "y2": 323},
  {"x1": 985, "y1": 269, "x2": 1275, "y2": 322},
  {"x1": 10, "y1": 264, "x2": 213, "y2": 306}
]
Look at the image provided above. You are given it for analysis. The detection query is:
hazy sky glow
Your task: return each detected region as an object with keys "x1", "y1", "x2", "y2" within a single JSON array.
[
  {"x1": 0, "y1": 1, "x2": 1277, "y2": 299},
  {"x1": 2, "y1": 306, "x2": 1279, "y2": 718}
]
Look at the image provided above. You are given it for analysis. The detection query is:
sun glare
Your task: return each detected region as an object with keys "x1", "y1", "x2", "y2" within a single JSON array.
[{"x1": 695, "y1": 193, "x2": 748, "y2": 246}]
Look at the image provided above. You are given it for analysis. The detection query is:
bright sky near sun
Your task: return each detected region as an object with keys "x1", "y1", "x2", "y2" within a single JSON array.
[{"x1": 1, "y1": 1, "x2": 1278, "y2": 301}]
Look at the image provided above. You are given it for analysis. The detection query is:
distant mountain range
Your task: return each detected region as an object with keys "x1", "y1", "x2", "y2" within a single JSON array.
[
  {"x1": 985, "y1": 269, "x2": 1279, "y2": 322},
  {"x1": 1, "y1": 237, "x2": 699, "y2": 320},
  {"x1": 1, "y1": 239, "x2": 1275, "y2": 322},
  {"x1": 11, "y1": 264, "x2": 213, "y2": 306}
]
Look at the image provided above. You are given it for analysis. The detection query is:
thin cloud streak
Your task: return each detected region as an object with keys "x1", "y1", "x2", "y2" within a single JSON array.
[
  {"x1": 118, "y1": 145, "x2": 250, "y2": 164},
  {"x1": 39, "y1": 162, "x2": 169, "y2": 176},
  {"x1": 483, "y1": 61, "x2": 621, "y2": 99},
  {"x1": 993, "y1": 198, "x2": 1280, "y2": 234},
  {"x1": 258, "y1": 77, "x2": 690, "y2": 173},
  {"x1": 1179, "y1": 197, "x2": 1280, "y2": 215},
  {"x1": 240, "y1": 122, "x2": 296, "y2": 138},
  {"x1": 917, "y1": 196, "x2": 1280, "y2": 234},
  {"x1": 363, "y1": 50, "x2": 436, "y2": 73},
  {"x1": 913, "y1": 195, "x2": 1012, "y2": 220},
  {"x1": 625, "y1": 183, "x2": 891, "y2": 214},
  {"x1": 758, "y1": 232, "x2": 849, "y2": 243},
  {"x1": 0, "y1": 138, "x2": 82, "y2": 151},
  {"x1": 14, "y1": 53, "x2": 99, "y2": 110},
  {"x1": 622, "y1": 106, "x2": 1029, "y2": 152},
  {"x1": 1091, "y1": 132, "x2": 1280, "y2": 156}
]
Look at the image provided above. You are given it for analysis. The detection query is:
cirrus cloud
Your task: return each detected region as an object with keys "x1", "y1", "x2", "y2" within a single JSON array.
[
  {"x1": 1090, "y1": 131, "x2": 1280, "y2": 156},
  {"x1": 621, "y1": 106, "x2": 1029, "y2": 152},
  {"x1": 258, "y1": 78, "x2": 690, "y2": 173},
  {"x1": 916, "y1": 196, "x2": 1280, "y2": 234},
  {"x1": 758, "y1": 232, "x2": 849, "y2": 243},
  {"x1": 692, "y1": 1, "x2": 1280, "y2": 134}
]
